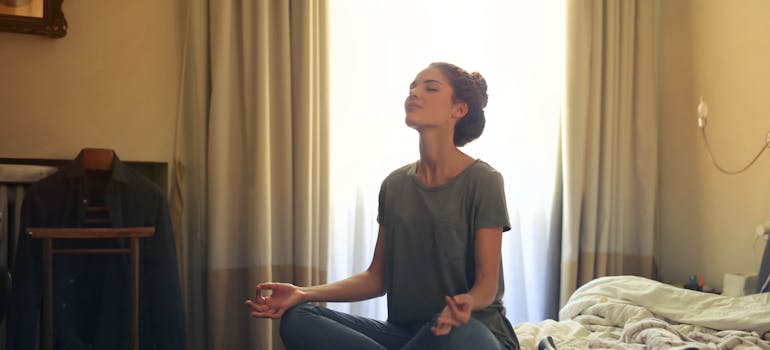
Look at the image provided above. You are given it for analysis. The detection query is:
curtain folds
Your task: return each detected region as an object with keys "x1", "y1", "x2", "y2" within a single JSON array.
[
  {"x1": 560, "y1": 0, "x2": 658, "y2": 307},
  {"x1": 172, "y1": 1, "x2": 328, "y2": 349}
]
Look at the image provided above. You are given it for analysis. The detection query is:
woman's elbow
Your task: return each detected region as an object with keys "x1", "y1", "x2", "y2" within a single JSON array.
[{"x1": 365, "y1": 269, "x2": 387, "y2": 297}]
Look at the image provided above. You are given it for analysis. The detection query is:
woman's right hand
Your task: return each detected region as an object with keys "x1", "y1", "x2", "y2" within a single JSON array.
[{"x1": 245, "y1": 282, "x2": 306, "y2": 319}]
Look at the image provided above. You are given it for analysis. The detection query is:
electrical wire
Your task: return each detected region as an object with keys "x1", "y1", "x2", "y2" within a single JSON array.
[
  {"x1": 700, "y1": 128, "x2": 770, "y2": 175},
  {"x1": 697, "y1": 99, "x2": 770, "y2": 293}
]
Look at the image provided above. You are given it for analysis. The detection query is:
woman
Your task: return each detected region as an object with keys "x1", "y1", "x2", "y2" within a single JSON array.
[{"x1": 246, "y1": 62, "x2": 519, "y2": 350}]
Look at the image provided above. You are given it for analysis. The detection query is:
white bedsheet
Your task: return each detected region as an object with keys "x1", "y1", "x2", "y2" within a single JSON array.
[{"x1": 514, "y1": 275, "x2": 770, "y2": 350}]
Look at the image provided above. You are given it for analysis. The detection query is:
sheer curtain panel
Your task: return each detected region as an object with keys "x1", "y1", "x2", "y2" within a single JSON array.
[
  {"x1": 559, "y1": 0, "x2": 658, "y2": 306},
  {"x1": 172, "y1": 1, "x2": 328, "y2": 349}
]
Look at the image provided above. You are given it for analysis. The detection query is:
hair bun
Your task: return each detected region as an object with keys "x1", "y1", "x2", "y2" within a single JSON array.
[{"x1": 470, "y1": 72, "x2": 488, "y2": 109}]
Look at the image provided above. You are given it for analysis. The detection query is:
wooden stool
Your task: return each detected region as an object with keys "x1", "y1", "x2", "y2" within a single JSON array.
[{"x1": 27, "y1": 227, "x2": 155, "y2": 350}]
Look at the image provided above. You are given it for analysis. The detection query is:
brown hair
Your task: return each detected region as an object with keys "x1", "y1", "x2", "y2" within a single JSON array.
[{"x1": 429, "y1": 62, "x2": 488, "y2": 146}]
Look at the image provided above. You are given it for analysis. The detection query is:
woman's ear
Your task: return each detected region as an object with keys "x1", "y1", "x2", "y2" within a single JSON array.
[{"x1": 452, "y1": 102, "x2": 468, "y2": 119}]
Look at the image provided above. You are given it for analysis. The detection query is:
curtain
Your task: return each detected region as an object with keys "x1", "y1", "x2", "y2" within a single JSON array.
[
  {"x1": 172, "y1": 1, "x2": 328, "y2": 349},
  {"x1": 559, "y1": 0, "x2": 658, "y2": 307}
]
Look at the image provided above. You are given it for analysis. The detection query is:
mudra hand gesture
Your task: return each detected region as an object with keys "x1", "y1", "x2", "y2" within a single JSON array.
[
  {"x1": 431, "y1": 294, "x2": 473, "y2": 336},
  {"x1": 245, "y1": 282, "x2": 305, "y2": 319}
]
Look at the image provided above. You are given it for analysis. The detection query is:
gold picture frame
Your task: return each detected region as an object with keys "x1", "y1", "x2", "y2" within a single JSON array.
[{"x1": 0, "y1": 0, "x2": 66, "y2": 38}]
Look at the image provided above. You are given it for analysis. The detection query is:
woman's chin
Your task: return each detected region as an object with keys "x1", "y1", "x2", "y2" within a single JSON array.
[
  {"x1": 405, "y1": 112, "x2": 425, "y2": 126},
  {"x1": 405, "y1": 116, "x2": 416, "y2": 128}
]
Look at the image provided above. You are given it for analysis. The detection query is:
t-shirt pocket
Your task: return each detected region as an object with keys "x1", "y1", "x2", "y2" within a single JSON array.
[{"x1": 432, "y1": 216, "x2": 468, "y2": 261}]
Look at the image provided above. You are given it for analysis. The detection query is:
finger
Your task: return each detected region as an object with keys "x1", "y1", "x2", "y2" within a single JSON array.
[
  {"x1": 445, "y1": 296, "x2": 458, "y2": 309},
  {"x1": 245, "y1": 299, "x2": 258, "y2": 310},
  {"x1": 431, "y1": 324, "x2": 451, "y2": 336},
  {"x1": 445, "y1": 296, "x2": 462, "y2": 319},
  {"x1": 245, "y1": 300, "x2": 273, "y2": 313},
  {"x1": 263, "y1": 297, "x2": 283, "y2": 309},
  {"x1": 439, "y1": 326, "x2": 452, "y2": 336},
  {"x1": 449, "y1": 295, "x2": 471, "y2": 312},
  {"x1": 255, "y1": 288, "x2": 265, "y2": 303},
  {"x1": 256, "y1": 284, "x2": 277, "y2": 303},
  {"x1": 434, "y1": 316, "x2": 458, "y2": 330},
  {"x1": 454, "y1": 295, "x2": 471, "y2": 312},
  {"x1": 255, "y1": 304, "x2": 273, "y2": 312},
  {"x1": 257, "y1": 282, "x2": 277, "y2": 289},
  {"x1": 245, "y1": 299, "x2": 267, "y2": 311},
  {"x1": 447, "y1": 296, "x2": 472, "y2": 323},
  {"x1": 437, "y1": 316, "x2": 462, "y2": 328},
  {"x1": 250, "y1": 306, "x2": 285, "y2": 319},
  {"x1": 250, "y1": 310, "x2": 281, "y2": 319},
  {"x1": 255, "y1": 297, "x2": 283, "y2": 309},
  {"x1": 257, "y1": 283, "x2": 279, "y2": 292}
]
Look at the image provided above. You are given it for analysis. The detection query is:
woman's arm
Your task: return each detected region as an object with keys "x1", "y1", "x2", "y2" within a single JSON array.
[
  {"x1": 466, "y1": 227, "x2": 503, "y2": 309},
  {"x1": 246, "y1": 225, "x2": 388, "y2": 319},
  {"x1": 301, "y1": 224, "x2": 388, "y2": 302},
  {"x1": 432, "y1": 226, "x2": 503, "y2": 335}
]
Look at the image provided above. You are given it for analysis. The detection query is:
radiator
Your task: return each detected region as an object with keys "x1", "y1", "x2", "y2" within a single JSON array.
[
  {"x1": 0, "y1": 164, "x2": 57, "y2": 350},
  {"x1": 0, "y1": 164, "x2": 58, "y2": 268}
]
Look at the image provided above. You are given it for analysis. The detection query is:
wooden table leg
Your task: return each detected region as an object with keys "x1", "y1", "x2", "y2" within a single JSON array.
[
  {"x1": 130, "y1": 237, "x2": 139, "y2": 350},
  {"x1": 42, "y1": 238, "x2": 53, "y2": 350}
]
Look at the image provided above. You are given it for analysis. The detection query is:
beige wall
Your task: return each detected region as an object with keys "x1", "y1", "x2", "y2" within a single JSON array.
[
  {"x1": 658, "y1": 0, "x2": 770, "y2": 290},
  {"x1": 0, "y1": 0, "x2": 182, "y2": 163}
]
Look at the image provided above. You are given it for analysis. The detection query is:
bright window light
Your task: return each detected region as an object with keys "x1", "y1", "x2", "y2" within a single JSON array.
[{"x1": 329, "y1": 0, "x2": 565, "y2": 323}]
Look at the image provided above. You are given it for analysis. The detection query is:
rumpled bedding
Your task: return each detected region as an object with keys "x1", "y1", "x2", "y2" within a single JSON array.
[{"x1": 514, "y1": 276, "x2": 770, "y2": 350}]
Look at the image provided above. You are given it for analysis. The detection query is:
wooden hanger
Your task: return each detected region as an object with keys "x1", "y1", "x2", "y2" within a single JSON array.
[{"x1": 81, "y1": 148, "x2": 115, "y2": 171}]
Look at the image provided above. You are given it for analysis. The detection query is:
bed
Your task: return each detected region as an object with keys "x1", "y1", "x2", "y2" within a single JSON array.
[{"x1": 514, "y1": 275, "x2": 770, "y2": 350}]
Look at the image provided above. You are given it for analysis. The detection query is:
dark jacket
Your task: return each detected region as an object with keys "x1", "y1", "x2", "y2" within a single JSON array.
[{"x1": 8, "y1": 152, "x2": 186, "y2": 350}]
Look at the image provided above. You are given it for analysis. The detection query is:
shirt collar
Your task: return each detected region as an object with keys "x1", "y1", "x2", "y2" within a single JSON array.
[{"x1": 64, "y1": 150, "x2": 130, "y2": 183}]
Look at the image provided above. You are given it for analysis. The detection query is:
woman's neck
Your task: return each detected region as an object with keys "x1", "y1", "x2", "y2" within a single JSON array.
[{"x1": 416, "y1": 131, "x2": 474, "y2": 187}]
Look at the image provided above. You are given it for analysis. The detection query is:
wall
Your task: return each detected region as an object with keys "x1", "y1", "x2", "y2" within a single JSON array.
[
  {"x1": 658, "y1": 0, "x2": 770, "y2": 290},
  {"x1": 0, "y1": 0, "x2": 182, "y2": 164}
]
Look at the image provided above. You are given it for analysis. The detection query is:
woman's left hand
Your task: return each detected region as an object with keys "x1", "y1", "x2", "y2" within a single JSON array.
[{"x1": 431, "y1": 294, "x2": 473, "y2": 336}]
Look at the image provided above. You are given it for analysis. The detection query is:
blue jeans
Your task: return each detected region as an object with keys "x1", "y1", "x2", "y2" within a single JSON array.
[{"x1": 279, "y1": 303, "x2": 505, "y2": 350}]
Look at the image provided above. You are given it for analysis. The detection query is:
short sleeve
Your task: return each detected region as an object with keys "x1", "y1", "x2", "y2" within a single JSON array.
[
  {"x1": 377, "y1": 180, "x2": 386, "y2": 225},
  {"x1": 474, "y1": 171, "x2": 511, "y2": 232}
]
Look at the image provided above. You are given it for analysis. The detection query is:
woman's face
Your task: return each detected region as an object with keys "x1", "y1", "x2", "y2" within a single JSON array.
[{"x1": 404, "y1": 67, "x2": 467, "y2": 130}]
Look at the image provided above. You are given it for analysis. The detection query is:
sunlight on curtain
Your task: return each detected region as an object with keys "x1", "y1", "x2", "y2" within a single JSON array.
[{"x1": 329, "y1": 0, "x2": 565, "y2": 323}]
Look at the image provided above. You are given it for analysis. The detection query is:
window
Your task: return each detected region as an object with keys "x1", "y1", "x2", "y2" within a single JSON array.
[{"x1": 329, "y1": 0, "x2": 565, "y2": 323}]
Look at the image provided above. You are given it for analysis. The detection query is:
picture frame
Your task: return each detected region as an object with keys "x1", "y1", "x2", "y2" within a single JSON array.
[{"x1": 0, "y1": 0, "x2": 66, "y2": 38}]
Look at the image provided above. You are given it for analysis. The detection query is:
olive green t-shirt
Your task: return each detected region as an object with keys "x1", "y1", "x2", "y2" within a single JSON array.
[{"x1": 377, "y1": 160, "x2": 519, "y2": 350}]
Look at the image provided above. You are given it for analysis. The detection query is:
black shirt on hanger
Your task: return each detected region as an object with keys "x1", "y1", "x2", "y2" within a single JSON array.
[{"x1": 7, "y1": 151, "x2": 186, "y2": 350}]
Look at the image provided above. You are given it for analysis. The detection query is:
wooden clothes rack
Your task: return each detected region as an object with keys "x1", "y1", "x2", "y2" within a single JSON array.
[
  {"x1": 27, "y1": 226, "x2": 155, "y2": 350},
  {"x1": 25, "y1": 148, "x2": 153, "y2": 350},
  {"x1": 81, "y1": 147, "x2": 115, "y2": 171}
]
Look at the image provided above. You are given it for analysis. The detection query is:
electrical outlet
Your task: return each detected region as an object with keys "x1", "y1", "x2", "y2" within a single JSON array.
[{"x1": 757, "y1": 221, "x2": 770, "y2": 239}]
